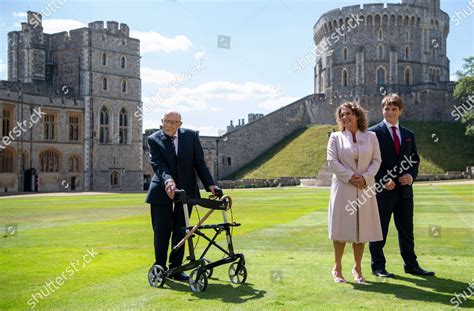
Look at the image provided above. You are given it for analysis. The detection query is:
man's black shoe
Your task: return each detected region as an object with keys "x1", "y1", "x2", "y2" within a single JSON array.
[
  {"x1": 171, "y1": 272, "x2": 189, "y2": 281},
  {"x1": 372, "y1": 269, "x2": 395, "y2": 278},
  {"x1": 404, "y1": 266, "x2": 435, "y2": 276}
]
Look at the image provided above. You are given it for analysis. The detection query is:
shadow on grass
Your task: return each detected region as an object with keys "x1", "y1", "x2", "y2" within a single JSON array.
[
  {"x1": 164, "y1": 279, "x2": 266, "y2": 303},
  {"x1": 352, "y1": 275, "x2": 474, "y2": 308}
]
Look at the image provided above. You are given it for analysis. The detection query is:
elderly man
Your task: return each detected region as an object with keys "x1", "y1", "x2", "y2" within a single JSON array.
[{"x1": 146, "y1": 110, "x2": 217, "y2": 281}]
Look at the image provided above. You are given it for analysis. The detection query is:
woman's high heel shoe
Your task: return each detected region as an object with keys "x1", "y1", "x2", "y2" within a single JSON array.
[
  {"x1": 352, "y1": 268, "x2": 366, "y2": 284},
  {"x1": 332, "y1": 270, "x2": 346, "y2": 283}
]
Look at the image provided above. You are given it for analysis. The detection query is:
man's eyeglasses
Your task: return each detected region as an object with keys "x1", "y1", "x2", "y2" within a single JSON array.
[{"x1": 162, "y1": 119, "x2": 181, "y2": 125}]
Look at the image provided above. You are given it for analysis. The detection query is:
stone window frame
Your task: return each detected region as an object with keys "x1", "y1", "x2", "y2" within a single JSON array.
[
  {"x1": 68, "y1": 155, "x2": 81, "y2": 173},
  {"x1": 376, "y1": 66, "x2": 386, "y2": 85},
  {"x1": 42, "y1": 109, "x2": 59, "y2": 141},
  {"x1": 2, "y1": 105, "x2": 14, "y2": 137},
  {"x1": 111, "y1": 171, "x2": 120, "y2": 187},
  {"x1": 39, "y1": 149, "x2": 61, "y2": 173},
  {"x1": 405, "y1": 30, "x2": 410, "y2": 42},
  {"x1": 377, "y1": 44, "x2": 384, "y2": 60},
  {"x1": 404, "y1": 67, "x2": 412, "y2": 86},
  {"x1": 377, "y1": 28, "x2": 383, "y2": 41},
  {"x1": 119, "y1": 107, "x2": 129, "y2": 145},
  {"x1": 99, "y1": 105, "x2": 111, "y2": 144},
  {"x1": 0, "y1": 146, "x2": 15, "y2": 173},
  {"x1": 121, "y1": 79, "x2": 127, "y2": 93},
  {"x1": 101, "y1": 52, "x2": 107, "y2": 66},
  {"x1": 68, "y1": 112, "x2": 82, "y2": 142},
  {"x1": 341, "y1": 68, "x2": 348, "y2": 87},
  {"x1": 405, "y1": 46, "x2": 410, "y2": 60},
  {"x1": 120, "y1": 55, "x2": 126, "y2": 69},
  {"x1": 102, "y1": 77, "x2": 108, "y2": 91},
  {"x1": 343, "y1": 48, "x2": 348, "y2": 61}
]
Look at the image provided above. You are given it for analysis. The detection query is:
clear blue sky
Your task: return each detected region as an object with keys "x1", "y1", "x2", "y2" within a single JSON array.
[{"x1": 1, "y1": 0, "x2": 473, "y2": 135}]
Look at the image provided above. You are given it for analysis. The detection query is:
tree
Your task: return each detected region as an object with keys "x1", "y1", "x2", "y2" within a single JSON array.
[{"x1": 454, "y1": 56, "x2": 474, "y2": 136}]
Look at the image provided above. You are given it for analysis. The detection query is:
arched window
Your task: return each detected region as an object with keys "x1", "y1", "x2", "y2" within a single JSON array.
[
  {"x1": 377, "y1": 45, "x2": 384, "y2": 60},
  {"x1": 405, "y1": 46, "x2": 410, "y2": 60},
  {"x1": 378, "y1": 28, "x2": 383, "y2": 41},
  {"x1": 405, "y1": 30, "x2": 410, "y2": 42},
  {"x1": 342, "y1": 69, "x2": 348, "y2": 87},
  {"x1": 121, "y1": 80, "x2": 127, "y2": 93},
  {"x1": 0, "y1": 148, "x2": 14, "y2": 173},
  {"x1": 40, "y1": 150, "x2": 59, "y2": 172},
  {"x1": 119, "y1": 108, "x2": 128, "y2": 144},
  {"x1": 120, "y1": 56, "x2": 126, "y2": 69},
  {"x1": 111, "y1": 171, "x2": 120, "y2": 186},
  {"x1": 102, "y1": 77, "x2": 108, "y2": 91},
  {"x1": 99, "y1": 106, "x2": 109, "y2": 144},
  {"x1": 68, "y1": 156, "x2": 80, "y2": 172},
  {"x1": 377, "y1": 67, "x2": 386, "y2": 85},
  {"x1": 101, "y1": 53, "x2": 107, "y2": 66},
  {"x1": 2, "y1": 106, "x2": 13, "y2": 137},
  {"x1": 343, "y1": 48, "x2": 348, "y2": 61},
  {"x1": 404, "y1": 67, "x2": 411, "y2": 85}
]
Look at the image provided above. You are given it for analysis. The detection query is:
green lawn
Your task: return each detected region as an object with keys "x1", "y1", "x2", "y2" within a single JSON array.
[{"x1": 1, "y1": 184, "x2": 473, "y2": 310}]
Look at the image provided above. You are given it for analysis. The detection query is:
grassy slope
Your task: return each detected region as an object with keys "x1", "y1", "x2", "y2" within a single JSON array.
[
  {"x1": 227, "y1": 125, "x2": 336, "y2": 179},
  {"x1": 1, "y1": 185, "x2": 473, "y2": 310},
  {"x1": 230, "y1": 122, "x2": 474, "y2": 179}
]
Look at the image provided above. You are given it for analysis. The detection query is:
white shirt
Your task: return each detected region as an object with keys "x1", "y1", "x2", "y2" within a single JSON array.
[{"x1": 383, "y1": 119, "x2": 401, "y2": 145}]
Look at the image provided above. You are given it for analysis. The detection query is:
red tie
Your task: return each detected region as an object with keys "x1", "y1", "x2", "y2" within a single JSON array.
[{"x1": 391, "y1": 126, "x2": 400, "y2": 155}]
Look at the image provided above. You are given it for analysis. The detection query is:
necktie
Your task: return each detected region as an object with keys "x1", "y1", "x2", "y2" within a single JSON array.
[
  {"x1": 391, "y1": 126, "x2": 400, "y2": 155},
  {"x1": 166, "y1": 135, "x2": 177, "y2": 155}
]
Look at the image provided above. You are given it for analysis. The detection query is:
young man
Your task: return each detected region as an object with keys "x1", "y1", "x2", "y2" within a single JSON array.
[
  {"x1": 146, "y1": 110, "x2": 217, "y2": 281},
  {"x1": 369, "y1": 93, "x2": 435, "y2": 278}
]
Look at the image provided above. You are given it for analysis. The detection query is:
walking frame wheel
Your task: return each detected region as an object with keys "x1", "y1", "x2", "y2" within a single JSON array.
[
  {"x1": 148, "y1": 265, "x2": 166, "y2": 288},
  {"x1": 228, "y1": 262, "x2": 247, "y2": 284},
  {"x1": 189, "y1": 268, "x2": 208, "y2": 293}
]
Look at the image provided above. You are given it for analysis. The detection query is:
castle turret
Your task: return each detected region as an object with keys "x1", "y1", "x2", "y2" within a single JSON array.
[{"x1": 8, "y1": 11, "x2": 46, "y2": 82}]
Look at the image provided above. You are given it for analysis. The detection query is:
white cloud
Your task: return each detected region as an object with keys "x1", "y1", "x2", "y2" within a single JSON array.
[
  {"x1": 12, "y1": 12, "x2": 27, "y2": 18},
  {"x1": 450, "y1": 74, "x2": 458, "y2": 82},
  {"x1": 142, "y1": 80, "x2": 296, "y2": 116},
  {"x1": 11, "y1": 14, "x2": 87, "y2": 33},
  {"x1": 130, "y1": 30, "x2": 192, "y2": 53},
  {"x1": 42, "y1": 19, "x2": 87, "y2": 33},
  {"x1": 0, "y1": 58, "x2": 6, "y2": 76},
  {"x1": 194, "y1": 50, "x2": 206, "y2": 60},
  {"x1": 141, "y1": 67, "x2": 176, "y2": 85}
]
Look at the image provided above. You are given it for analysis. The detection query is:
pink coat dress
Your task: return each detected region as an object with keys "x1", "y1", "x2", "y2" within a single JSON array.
[{"x1": 327, "y1": 130, "x2": 383, "y2": 243}]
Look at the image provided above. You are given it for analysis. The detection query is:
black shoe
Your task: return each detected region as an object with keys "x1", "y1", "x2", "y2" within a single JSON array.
[
  {"x1": 171, "y1": 272, "x2": 189, "y2": 281},
  {"x1": 372, "y1": 269, "x2": 395, "y2": 278},
  {"x1": 404, "y1": 266, "x2": 435, "y2": 276}
]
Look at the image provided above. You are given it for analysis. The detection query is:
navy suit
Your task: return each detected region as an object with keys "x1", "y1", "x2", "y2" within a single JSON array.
[
  {"x1": 146, "y1": 128, "x2": 214, "y2": 269},
  {"x1": 369, "y1": 121, "x2": 421, "y2": 271}
]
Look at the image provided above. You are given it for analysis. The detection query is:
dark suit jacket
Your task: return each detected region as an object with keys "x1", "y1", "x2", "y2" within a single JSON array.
[
  {"x1": 145, "y1": 128, "x2": 215, "y2": 205},
  {"x1": 369, "y1": 121, "x2": 420, "y2": 199}
]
